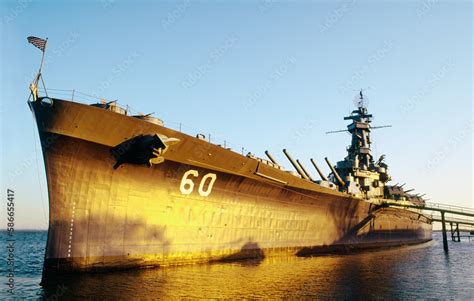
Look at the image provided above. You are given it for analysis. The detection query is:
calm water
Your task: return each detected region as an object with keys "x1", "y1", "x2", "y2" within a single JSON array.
[{"x1": 1, "y1": 231, "x2": 473, "y2": 299}]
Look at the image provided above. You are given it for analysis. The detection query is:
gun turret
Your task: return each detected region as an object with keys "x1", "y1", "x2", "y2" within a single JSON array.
[
  {"x1": 265, "y1": 150, "x2": 279, "y2": 165},
  {"x1": 283, "y1": 149, "x2": 309, "y2": 180},
  {"x1": 310, "y1": 158, "x2": 328, "y2": 181},
  {"x1": 296, "y1": 159, "x2": 314, "y2": 181},
  {"x1": 324, "y1": 157, "x2": 345, "y2": 187}
]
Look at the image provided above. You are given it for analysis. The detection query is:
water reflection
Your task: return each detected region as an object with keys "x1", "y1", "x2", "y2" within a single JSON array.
[
  {"x1": 40, "y1": 240, "x2": 461, "y2": 299},
  {"x1": 8, "y1": 232, "x2": 472, "y2": 299}
]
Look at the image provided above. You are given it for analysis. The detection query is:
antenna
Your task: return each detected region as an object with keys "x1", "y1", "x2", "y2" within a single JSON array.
[
  {"x1": 326, "y1": 125, "x2": 392, "y2": 135},
  {"x1": 325, "y1": 129, "x2": 349, "y2": 134},
  {"x1": 352, "y1": 88, "x2": 370, "y2": 109},
  {"x1": 371, "y1": 125, "x2": 392, "y2": 130}
]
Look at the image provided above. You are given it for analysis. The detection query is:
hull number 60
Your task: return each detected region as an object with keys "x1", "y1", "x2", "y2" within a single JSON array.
[{"x1": 180, "y1": 170, "x2": 217, "y2": 197}]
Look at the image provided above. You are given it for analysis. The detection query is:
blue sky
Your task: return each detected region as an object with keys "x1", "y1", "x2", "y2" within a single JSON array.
[{"x1": 1, "y1": 0, "x2": 472, "y2": 229}]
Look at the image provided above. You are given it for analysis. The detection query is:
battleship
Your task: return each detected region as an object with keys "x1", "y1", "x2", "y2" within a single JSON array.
[{"x1": 26, "y1": 37, "x2": 432, "y2": 276}]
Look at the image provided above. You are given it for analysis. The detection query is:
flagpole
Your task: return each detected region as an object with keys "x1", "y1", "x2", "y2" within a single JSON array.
[
  {"x1": 36, "y1": 38, "x2": 48, "y2": 97},
  {"x1": 36, "y1": 38, "x2": 48, "y2": 85},
  {"x1": 40, "y1": 73, "x2": 49, "y2": 98},
  {"x1": 28, "y1": 36, "x2": 49, "y2": 101}
]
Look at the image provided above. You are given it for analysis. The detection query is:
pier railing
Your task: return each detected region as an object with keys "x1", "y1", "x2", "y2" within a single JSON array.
[
  {"x1": 430, "y1": 215, "x2": 474, "y2": 227},
  {"x1": 382, "y1": 201, "x2": 474, "y2": 218},
  {"x1": 424, "y1": 202, "x2": 474, "y2": 216},
  {"x1": 383, "y1": 200, "x2": 474, "y2": 251}
]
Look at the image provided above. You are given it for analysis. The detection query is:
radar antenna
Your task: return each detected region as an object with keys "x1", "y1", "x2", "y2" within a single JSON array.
[
  {"x1": 327, "y1": 90, "x2": 391, "y2": 134},
  {"x1": 353, "y1": 89, "x2": 369, "y2": 109}
]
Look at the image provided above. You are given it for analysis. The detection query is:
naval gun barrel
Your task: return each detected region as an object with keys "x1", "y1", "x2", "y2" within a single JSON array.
[
  {"x1": 265, "y1": 150, "x2": 279, "y2": 165},
  {"x1": 310, "y1": 158, "x2": 328, "y2": 181},
  {"x1": 324, "y1": 157, "x2": 346, "y2": 187},
  {"x1": 282, "y1": 149, "x2": 309, "y2": 180},
  {"x1": 296, "y1": 159, "x2": 314, "y2": 181},
  {"x1": 404, "y1": 189, "x2": 415, "y2": 193}
]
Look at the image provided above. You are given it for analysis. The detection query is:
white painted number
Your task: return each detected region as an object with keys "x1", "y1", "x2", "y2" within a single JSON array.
[
  {"x1": 198, "y1": 173, "x2": 217, "y2": 197},
  {"x1": 179, "y1": 170, "x2": 217, "y2": 197},
  {"x1": 180, "y1": 170, "x2": 198, "y2": 195}
]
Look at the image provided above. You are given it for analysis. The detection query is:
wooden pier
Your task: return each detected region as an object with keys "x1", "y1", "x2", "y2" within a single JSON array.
[{"x1": 382, "y1": 201, "x2": 474, "y2": 252}]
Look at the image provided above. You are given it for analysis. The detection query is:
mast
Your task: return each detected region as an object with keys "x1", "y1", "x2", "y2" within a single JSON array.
[
  {"x1": 326, "y1": 91, "x2": 392, "y2": 198},
  {"x1": 343, "y1": 90, "x2": 374, "y2": 170}
]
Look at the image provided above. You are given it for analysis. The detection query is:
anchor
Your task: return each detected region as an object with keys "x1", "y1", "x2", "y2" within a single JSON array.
[{"x1": 110, "y1": 133, "x2": 180, "y2": 169}]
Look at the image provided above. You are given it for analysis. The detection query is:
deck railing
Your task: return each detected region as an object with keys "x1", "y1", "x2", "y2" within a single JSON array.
[{"x1": 36, "y1": 88, "x2": 252, "y2": 155}]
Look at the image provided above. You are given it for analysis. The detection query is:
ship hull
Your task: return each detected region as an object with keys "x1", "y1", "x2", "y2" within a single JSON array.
[{"x1": 29, "y1": 99, "x2": 432, "y2": 275}]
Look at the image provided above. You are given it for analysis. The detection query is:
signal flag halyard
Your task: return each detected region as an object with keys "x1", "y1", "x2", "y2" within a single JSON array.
[{"x1": 27, "y1": 36, "x2": 47, "y2": 52}]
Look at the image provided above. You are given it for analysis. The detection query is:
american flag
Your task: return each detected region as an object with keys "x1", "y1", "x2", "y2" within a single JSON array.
[{"x1": 27, "y1": 36, "x2": 47, "y2": 52}]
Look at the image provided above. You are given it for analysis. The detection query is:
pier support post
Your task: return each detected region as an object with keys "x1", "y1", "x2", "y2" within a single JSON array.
[
  {"x1": 450, "y1": 222, "x2": 454, "y2": 241},
  {"x1": 456, "y1": 223, "x2": 460, "y2": 242},
  {"x1": 441, "y1": 211, "x2": 448, "y2": 252}
]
